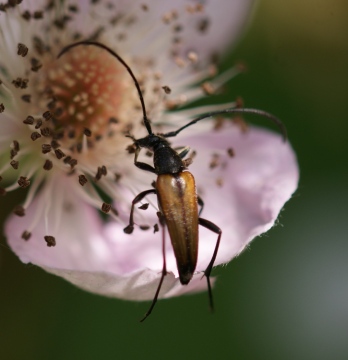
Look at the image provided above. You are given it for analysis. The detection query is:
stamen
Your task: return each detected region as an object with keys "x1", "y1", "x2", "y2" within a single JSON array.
[
  {"x1": 227, "y1": 148, "x2": 235, "y2": 157},
  {"x1": 31, "y1": 132, "x2": 42, "y2": 141},
  {"x1": 42, "y1": 144, "x2": 52, "y2": 154},
  {"x1": 17, "y1": 43, "x2": 28, "y2": 57},
  {"x1": 14, "y1": 205, "x2": 25, "y2": 217},
  {"x1": 22, "y1": 231, "x2": 31, "y2": 241},
  {"x1": 43, "y1": 160, "x2": 53, "y2": 171},
  {"x1": 54, "y1": 149, "x2": 65, "y2": 159},
  {"x1": 23, "y1": 116, "x2": 34, "y2": 125},
  {"x1": 78, "y1": 174, "x2": 88, "y2": 186},
  {"x1": 101, "y1": 202, "x2": 111, "y2": 213},
  {"x1": 44, "y1": 235, "x2": 56, "y2": 247},
  {"x1": 10, "y1": 160, "x2": 19, "y2": 169},
  {"x1": 21, "y1": 94, "x2": 31, "y2": 103},
  {"x1": 17, "y1": 176, "x2": 30, "y2": 188}
]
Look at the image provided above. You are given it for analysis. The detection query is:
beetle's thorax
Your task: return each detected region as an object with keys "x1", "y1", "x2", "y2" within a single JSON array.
[{"x1": 136, "y1": 134, "x2": 185, "y2": 174}]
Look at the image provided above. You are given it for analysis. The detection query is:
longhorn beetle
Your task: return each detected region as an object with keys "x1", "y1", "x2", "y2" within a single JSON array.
[{"x1": 59, "y1": 41, "x2": 287, "y2": 322}]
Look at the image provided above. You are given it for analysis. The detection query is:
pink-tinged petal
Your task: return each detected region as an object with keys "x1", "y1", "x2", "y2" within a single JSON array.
[
  {"x1": 175, "y1": 123, "x2": 299, "y2": 270},
  {"x1": 5, "y1": 178, "x2": 109, "y2": 271},
  {"x1": 45, "y1": 268, "x2": 209, "y2": 301},
  {"x1": 5, "y1": 124, "x2": 297, "y2": 300}
]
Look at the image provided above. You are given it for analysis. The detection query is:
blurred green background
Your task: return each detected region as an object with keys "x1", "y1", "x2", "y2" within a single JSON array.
[{"x1": 1, "y1": 1, "x2": 347, "y2": 359}]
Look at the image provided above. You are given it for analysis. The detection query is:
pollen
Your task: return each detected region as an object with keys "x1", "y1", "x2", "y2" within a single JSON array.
[{"x1": 44, "y1": 46, "x2": 125, "y2": 139}]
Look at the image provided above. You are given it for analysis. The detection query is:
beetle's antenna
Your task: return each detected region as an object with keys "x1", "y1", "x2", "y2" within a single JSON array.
[
  {"x1": 163, "y1": 108, "x2": 287, "y2": 141},
  {"x1": 57, "y1": 41, "x2": 153, "y2": 135}
]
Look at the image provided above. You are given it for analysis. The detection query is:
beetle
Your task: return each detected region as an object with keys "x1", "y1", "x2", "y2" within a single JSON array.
[{"x1": 59, "y1": 41, "x2": 287, "y2": 321}]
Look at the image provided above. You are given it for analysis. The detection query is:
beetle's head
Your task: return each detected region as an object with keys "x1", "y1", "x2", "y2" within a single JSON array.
[{"x1": 128, "y1": 133, "x2": 169, "y2": 152}]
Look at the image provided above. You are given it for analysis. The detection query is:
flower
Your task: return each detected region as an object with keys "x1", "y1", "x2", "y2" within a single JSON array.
[{"x1": 0, "y1": 0, "x2": 298, "y2": 303}]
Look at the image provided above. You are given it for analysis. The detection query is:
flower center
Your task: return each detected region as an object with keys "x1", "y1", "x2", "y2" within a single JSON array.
[{"x1": 44, "y1": 46, "x2": 125, "y2": 140}]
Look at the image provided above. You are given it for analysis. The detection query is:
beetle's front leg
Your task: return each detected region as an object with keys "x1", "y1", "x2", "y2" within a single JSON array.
[
  {"x1": 124, "y1": 189, "x2": 157, "y2": 234},
  {"x1": 134, "y1": 147, "x2": 156, "y2": 174}
]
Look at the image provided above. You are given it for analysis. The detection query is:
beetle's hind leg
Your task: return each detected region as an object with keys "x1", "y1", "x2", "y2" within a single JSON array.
[
  {"x1": 123, "y1": 189, "x2": 156, "y2": 234},
  {"x1": 140, "y1": 213, "x2": 167, "y2": 322},
  {"x1": 198, "y1": 218, "x2": 222, "y2": 312}
]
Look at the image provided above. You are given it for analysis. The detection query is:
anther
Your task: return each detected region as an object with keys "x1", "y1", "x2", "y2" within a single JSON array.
[
  {"x1": 201, "y1": 82, "x2": 215, "y2": 95},
  {"x1": 14, "y1": 205, "x2": 25, "y2": 216},
  {"x1": 21, "y1": 94, "x2": 31, "y2": 103},
  {"x1": 10, "y1": 160, "x2": 19, "y2": 169},
  {"x1": 18, "y1": 176, "x2": 30, "y2": 188},
  {"x1": 63, "y1": 156, "x2": 72, "y2": 164},
  {"x1": 140, "y1": 225, "x2": 150, "y2": 231},
  {"x1": 13, "y1": 140, "x2": 20, "y2": 152},
  {"x1": 68, "y1": 4, "x2": 78, "y2": 12},
  {"x1": 22, "y1": 10, "x2": 31, "y2": 20},
  {"x1": 83, "y1": 128, "x2": 92, "y2": 137},
  {"x1": 68, "y1": 159, "x2": 77, "y2": 168},
  {"x1": 43, "y1": 159, "x2": 53, "y2": 171},
  {"x1": 162, "y1": 86, "x2": 171, "y2": 94},
  {"x1": 12, "y1": 77, "x2": 28, "y2": 89},
  {"x1": 10, "y1": 150, "x2": 17, "y2": 159},
  {"x1": 210, "y1": 154, "x2": 220, "y2": 169},
  {"x1": 40, "y1": 127, "x2": 51, "y2": 136},
  {"x1": 33, "y1": 11, "x2": 43, "y2": 19},
  {"x1": 78, "y1": 174, "x2": 88, "y2": 186},
  {"x1": 43, "y1": 111, "x2": 52, "y2": 121},
  {"x1": 51, "y1": 140, "x2": 60, "y2": 149},
  {"x1": 55, "y1": 149, "x2": 65, "y2": 159},
  {"x1": 0, "y1": 103, "x2": 5, "y2": 113},
  {"x1": 42, "y1": 144, "x2": 52, "y2": 154},
  {"x1": 109, "y1": 117, "x2": 119, "y2": 124},
  {"x1": 23, "y1": 115, "x2": 34, "y2": 125},
  {"x1": 31, "y1": 58, "x2": 42, "y2": 72},
  {"x1": 44, "y1": 236, "x2": 56, "y2": 247},
  {"x1": 17, "y1": 43, "x2": 29, "y2": 57},
  {"x1": 197, "y1": 18, "x2": 210, "y2": 33},
  {"x1": 227, "y1": 148, "x2": 235, "y2": 157},
  {"x1": 153, "y1": 224, "x2": 159, "y2": 233},
  {"x1": 114, "y1": 173, "x2": 121, "y2": 182},
  {"x1": 31, "y1": 132, "x2": 42, "y2": 141},
  {"x1": 22, "y1": 231, "x2": 31, "y2": 241},
  {"x1": 35, "y1": 119, "x2": 43, "y2": 129},
  {"x1": 101, "y1": 202, "x2": 111, "y2": 213}
]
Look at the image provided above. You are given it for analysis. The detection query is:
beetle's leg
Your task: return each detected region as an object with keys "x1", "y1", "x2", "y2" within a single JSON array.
[
  {"x1": 197, "y1": 196, "x2": 204, "y2": 216},
  {"x1": 123, "y1": 189, "x2": 157, "y2": 234},
  {"x1": 198, "y1": 217, "x2": 222, "y2": 312},
  {"x1": 140, "y1": 213, "x2": 167, "y2": 322},
  {"x1": 134, "y1": 147, "x2": 156, "y2": 174}
]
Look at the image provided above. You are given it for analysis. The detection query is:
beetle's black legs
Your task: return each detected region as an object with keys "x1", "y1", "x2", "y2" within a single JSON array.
[
  {"x1": 198, "y1": 218, "x2": 222, "y2": 311},
  {"x1": 133, "y1": 148, "x2": 157, "y2": 174},
  {"x1": 140, "y1": 214, "x2": 167, "y2": 322},
  {"x1": 197, "y1": 196, "x2": 204, "y2": 216},
  {"x1": 124, "y1": 189, "x2": 157, "y2": 234}
]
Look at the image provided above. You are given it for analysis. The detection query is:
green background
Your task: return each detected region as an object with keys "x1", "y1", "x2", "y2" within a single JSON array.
[{"x1": 1, "y1": 1, "x2": 347, "y2": 359}]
